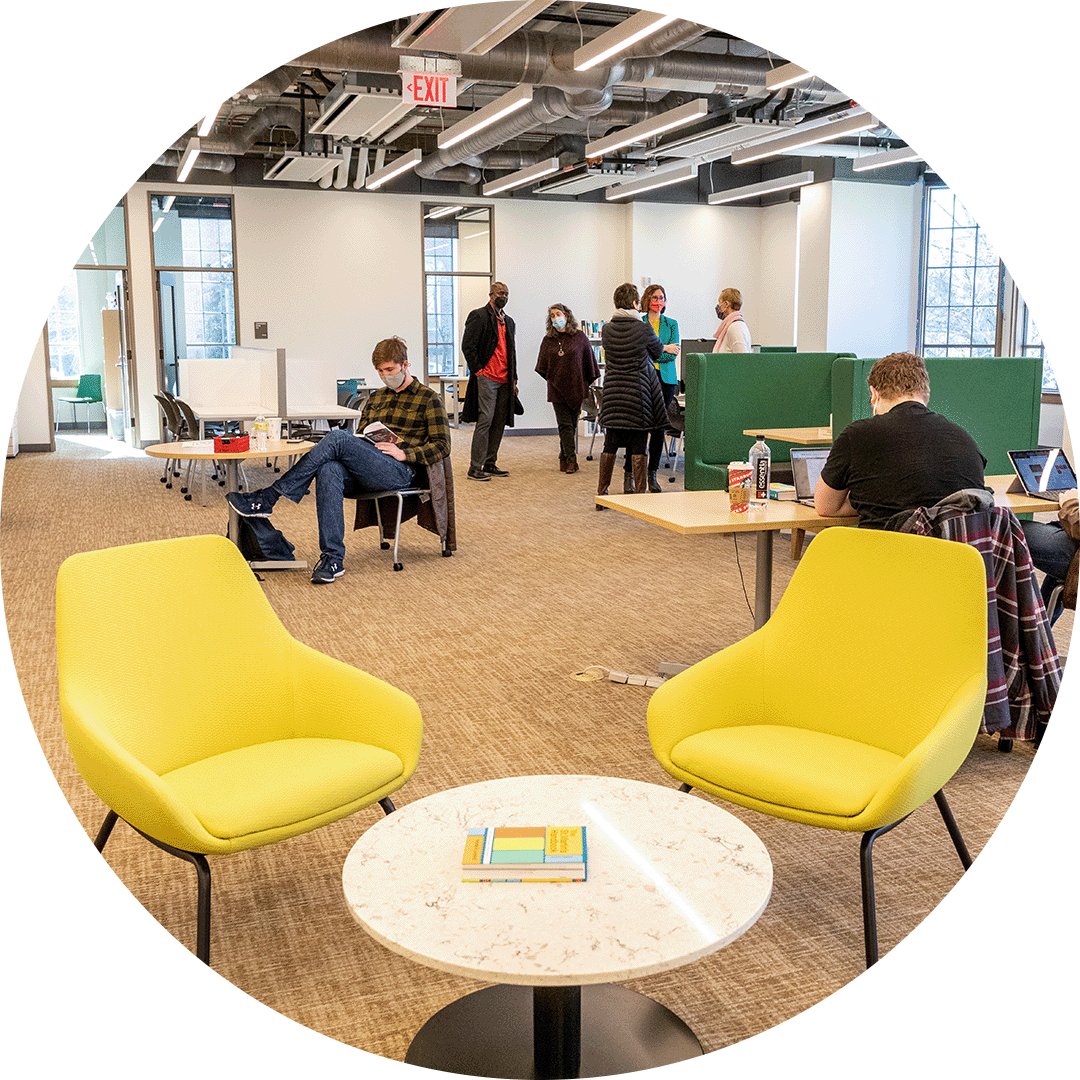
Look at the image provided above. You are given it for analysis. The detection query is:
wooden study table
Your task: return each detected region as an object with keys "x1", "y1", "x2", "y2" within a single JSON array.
[
  {"x1": 596, "y1": 476, "x2": 1050, "y2": 631},
  {"x1": 742, "y1": 425, "x2": 833, "y2": 445}
]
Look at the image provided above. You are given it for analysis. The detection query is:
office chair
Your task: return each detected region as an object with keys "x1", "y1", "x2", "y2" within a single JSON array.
[
  {"x1": 56, "y1": 373, "x2": 103, "y2": 433},
  {"x1": 647, "y1": 527, "x2": 988, "y2": 967},
  {"x1": 56, "y1": 534, "x2": 423, "y2": 966}
]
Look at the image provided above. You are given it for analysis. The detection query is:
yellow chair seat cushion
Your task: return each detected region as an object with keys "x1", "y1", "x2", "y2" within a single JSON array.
[
  {"x1": 160, "y1": 738, "x2": 404, "y2": 840},
  {"x1": 670, "y1": 725, "x2": 904, "y2": 820}
]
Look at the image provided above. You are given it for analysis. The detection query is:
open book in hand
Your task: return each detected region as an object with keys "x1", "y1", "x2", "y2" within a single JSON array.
[{"x1": 360, "y1": 421, "x2": 400, "y2": 446}]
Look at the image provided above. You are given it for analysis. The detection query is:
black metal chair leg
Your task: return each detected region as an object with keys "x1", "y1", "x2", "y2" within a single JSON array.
[
  {"x1": 678, "y1": 783, "x2": 693, "y2": 793},
  {"x1": 933, "y1": 789, "x2": 973, "y2": 870},
  {"x1": 94, "y1": 809, "x2": 119, "y2": 852},
  {"x1": 379, "y1": 797, "x2": 397, "y2": 815},
  {"x1": 859, "y1": 816, "x2": 907, "y2": 968}
]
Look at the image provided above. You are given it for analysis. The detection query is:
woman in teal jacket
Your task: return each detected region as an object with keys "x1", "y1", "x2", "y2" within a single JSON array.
[{"x1": 635, "y1": 283, "x2": 680, "y2": 492}]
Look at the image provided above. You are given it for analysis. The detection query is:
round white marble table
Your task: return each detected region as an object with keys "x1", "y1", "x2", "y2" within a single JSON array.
[{"x1": 342, "y1": 774, "x2": 772, "y2": 1078}]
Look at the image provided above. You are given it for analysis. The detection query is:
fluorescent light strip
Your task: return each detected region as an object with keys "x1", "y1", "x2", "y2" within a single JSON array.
[
  {"x1": 437, "y1": 84, "x2": 534, "y2": 150},
  {"x1": 152, "y1": 216, "x2": 166, "y2": 233},
  {"x1": 851, "y1": 145, "x2": 923, "y2": 172},
  {"x1": 765, "y1": 62, "x2": 812, "y2": 91},
  {"x1": 177, "y1": 137, "x2": 201, "y2": 182},
  {"x1": 585, "y1": 98, "x2": 708, "y2": 158},
  {"x1": 730, "y1": 111, "x2": 876, "y2": 165},
  {"x1": 464, "y1": 0, "x2": 555, "y2": 55},
  {"x1": 708, "y1": 170, "x2": 815, "y2": 205},
  {"x1": 605, "y1": 161, "x2": 698, "y2": 201},
  {"x1": 197, "y1": 104, "x2": 222, "y2": 137},
  {"x1": 426, "y1": 204, "x2": 465, "y2": 219},
  {"x1": 365, "y1": 147, "x2": 422, "y2": 190},
  {"x1": 161, "y1": 195, "x2": 176, "y2": 213},
  {"x1": 573, "y1": 11, "x2": 679, "y2": 72},
  {"x1": 482, "y1": 157, "x2": 560, "y2": 195}
]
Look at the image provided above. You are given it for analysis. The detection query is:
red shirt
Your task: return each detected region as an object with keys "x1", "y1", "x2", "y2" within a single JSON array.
[{"x1": 482, "y1": 311, "x2": 508, "y2": 384}]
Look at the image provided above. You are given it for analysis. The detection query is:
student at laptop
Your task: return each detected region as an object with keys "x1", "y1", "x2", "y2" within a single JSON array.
[
  {"x1": 1021, "y1": 490, "x2": 1079, "y2": 625},
  {"x1": 814, "y1": 352, "x2": 987, "y2": 528}
]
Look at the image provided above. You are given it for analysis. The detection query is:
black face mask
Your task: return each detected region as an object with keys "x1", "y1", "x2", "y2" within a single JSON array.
[
  {"x1": 715, "y1": 304, "x2": 723, "y2": 318},
  {"x1": 493, "y1": 295, "x2": 508, "y2": 309}
]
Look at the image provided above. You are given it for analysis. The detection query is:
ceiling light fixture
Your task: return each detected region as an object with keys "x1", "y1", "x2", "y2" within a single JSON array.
[
  {"x1": 573, "y1": 11, "x2": 679, "y2": 72},
  {"x1": 263, "y1": 151, "x2": 343, "y2": 183},
  {"x1": 707, "y1": 170, "x2": 815, "y2": 205},
  {"x1": 851, "y1": 145, "x2": 923, "y2": 172},
  {"x1": 177, "y1": 138, "x2": 201, "y2": 182},
  {"x1": 365, "y1": 147, "x2": 423, "y2": 190},
  {"x1": 730, "y1": 110, "x2": 877, "y2": 165},
  {"x1": 765, "y1": 62, "x2": 813, "y2": 91},
  {"x1": 152, "y1": 216, "x2": 167, "y2": 233},
  {"x1": 464, "y1": 1, "x2": 557, "y2": 54},
  {"x1": 605, "y1": 161, "x2": 698, "y2": 201},
  {"x1": 161, "y1": 195, "x2": 176, "y2": 213},
  {"x1": 585, "y1": 99, "x2": 709, "y2": 158},
  {"x1": 437, "y1": 84, "x2": 534, "y2": 149},
  {"x1": 197, "y1": 105, "x2": 222, "y2": 137},
  {"x1": 426, "y1": 204, "x2": 466, "y2": 219},
  {"x1": 482, "y1": 157, "x2": 561, "y2": 195}
]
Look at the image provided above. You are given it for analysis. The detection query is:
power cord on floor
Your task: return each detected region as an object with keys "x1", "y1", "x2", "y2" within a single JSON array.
[{"x1": 731, "y1": 534, "x2": 756, "y2": 622}]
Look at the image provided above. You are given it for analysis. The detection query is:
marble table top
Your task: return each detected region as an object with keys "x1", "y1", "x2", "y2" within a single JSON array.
[{"x1": 342, "y1": 775, "x2": 772, "y2": 987}]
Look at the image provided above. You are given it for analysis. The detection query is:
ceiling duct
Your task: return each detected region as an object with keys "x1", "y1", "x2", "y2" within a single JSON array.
[
  {"x1": 310, "y1": 73, "x2": 417, "y2": 140},
  {"x1": 176, "y1": 105, "x2": 303, "y2": 158},
  {"x1": 154, "y1": 149, "x2": 236, "y2": 174}
]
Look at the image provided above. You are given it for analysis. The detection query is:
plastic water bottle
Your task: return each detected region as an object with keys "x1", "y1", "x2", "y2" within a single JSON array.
[
  {"x1": 749, "y1": 435, "x2": 771, "y2": 506},
  {"x1": 254, "y1": 415, "x2": 268, "y2": 452}
]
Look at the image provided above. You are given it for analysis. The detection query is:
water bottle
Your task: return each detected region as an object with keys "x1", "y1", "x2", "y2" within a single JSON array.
[
  {"x1": 254, "y1": 415, "x2": 268, "y2": 452},
  {"x1": 749, "y1": 435, "x2": 771, "y2": 506}
]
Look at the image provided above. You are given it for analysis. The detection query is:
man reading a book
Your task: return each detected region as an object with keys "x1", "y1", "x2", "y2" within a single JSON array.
[{"x1": 227, "y1": 337, "x2": 451, "y2": 583}]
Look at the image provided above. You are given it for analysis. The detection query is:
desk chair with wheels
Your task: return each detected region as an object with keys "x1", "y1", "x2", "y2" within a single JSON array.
[
  {"x1": 647, "y1": 527, "x2": 988, "y2": 968},
  {"x1": 56, "y1": 373, "x2": 103, "y2": 433},
  {"x1": 56, "y1": 534, "x2": 423, "y2": 966}
]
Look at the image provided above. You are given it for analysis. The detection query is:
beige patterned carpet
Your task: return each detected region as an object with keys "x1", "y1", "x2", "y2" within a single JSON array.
[{"x1": 1, "y1": 430, "x2": 1067, "y2": 1065}]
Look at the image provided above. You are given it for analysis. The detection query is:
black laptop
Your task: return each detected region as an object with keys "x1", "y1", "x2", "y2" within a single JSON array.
[
  {"x1": 789, "y1": 447, "x2": 832, "y2": 507},
  {"x1": 1007, "y1": 447, "x2": 1078, "y2": 501}
]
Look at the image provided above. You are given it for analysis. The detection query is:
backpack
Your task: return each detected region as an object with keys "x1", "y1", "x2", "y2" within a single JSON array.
[{"x1": 234, "y1": 516, "x2": 297, "y2": 562}]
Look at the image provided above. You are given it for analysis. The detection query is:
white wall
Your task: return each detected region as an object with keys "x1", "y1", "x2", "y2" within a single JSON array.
[
  {"x1": 796, "y1": 182, "x2": 832, "y2": 351},
  {"x1": 15, "y1": 333, "x2": 52, "y2": 450},
  {"x1": 759, "y1": 201, "x2": 800, "y2": 348}
]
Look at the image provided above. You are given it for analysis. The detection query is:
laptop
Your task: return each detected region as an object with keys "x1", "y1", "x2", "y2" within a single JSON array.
[
  {"x1": 789, "y1": 446, "x2": 832, "y2": 507},
  {"x1": 1007, "y1": 447, "x2": 1078, "y2": 501}
]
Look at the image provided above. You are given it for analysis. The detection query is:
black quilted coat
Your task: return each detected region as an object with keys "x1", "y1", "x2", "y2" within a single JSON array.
[{"x1": 598, "y1": 314, "x2": 666, "y2": 431}]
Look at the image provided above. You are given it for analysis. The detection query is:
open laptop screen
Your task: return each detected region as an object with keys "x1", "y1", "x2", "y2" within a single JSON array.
[
  {"x1": 1008, "y1": 448, "x2": 1077, "y2": 495},
  {"x1": 789, "y1": 447, "x2": 831, "y2": 501}
]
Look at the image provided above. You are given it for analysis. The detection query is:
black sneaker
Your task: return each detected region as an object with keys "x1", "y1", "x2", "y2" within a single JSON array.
[
  {"x1": 311, "y1": 554, "x2": 345, "y2": 584},
  {"x1": 484, "y1": 464, "x2": 509, "y2": 476},
  {"x1": 226, "y1": 489, "x2": 276, "y2": 517},
  {"x1": 467, "y1": 468, "x2": 492, "y2": 481}
]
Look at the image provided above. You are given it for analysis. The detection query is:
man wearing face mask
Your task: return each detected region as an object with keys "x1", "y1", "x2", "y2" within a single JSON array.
[
  {"x1": 460, "y1": 281, "x2": 517, "y2": 481},
  {"x1": 227, "y1": 337, "x2": 450, "y2": 583}
]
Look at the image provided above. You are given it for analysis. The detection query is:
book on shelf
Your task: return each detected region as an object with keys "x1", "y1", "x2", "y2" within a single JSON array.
[
  {"x1": 462, "y1": 825, "x2": 587, "y2": 882},
  {"x1": 769, "y1": 482, "x2": 797, "y2": 501},
  {"x1": 360, "y1": 421, "x2": 399, "y2": 446}
]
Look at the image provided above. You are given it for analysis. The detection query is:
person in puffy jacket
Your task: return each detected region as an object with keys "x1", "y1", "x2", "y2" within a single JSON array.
[{"x1": 596, "y1": 282, "x2": 665, "y2": 506}]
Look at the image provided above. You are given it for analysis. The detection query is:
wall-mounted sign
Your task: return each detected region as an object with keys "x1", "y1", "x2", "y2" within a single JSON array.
[{"x1": 401, "y1": 72, "x2": 457, "y2": 108}]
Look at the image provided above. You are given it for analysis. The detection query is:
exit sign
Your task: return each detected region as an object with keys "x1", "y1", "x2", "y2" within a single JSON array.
[{"x1": 401, "y1": 71, "x2": 457, "y2": 107}]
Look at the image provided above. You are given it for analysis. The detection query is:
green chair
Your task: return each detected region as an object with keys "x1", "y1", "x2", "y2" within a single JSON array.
[
  {"x1": 56, "y1": 534, "x2": 423, "y2": 965},
  {"x1": 55, "y1": 373, "x2": 103, "y2": 433},
  {"x1": 647, "y1": 527, "x2": 987, "y2": 967}
]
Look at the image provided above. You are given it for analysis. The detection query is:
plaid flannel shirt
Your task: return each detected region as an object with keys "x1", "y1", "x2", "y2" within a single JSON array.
[
  {"x1": 897, "y1": 501, "x2": 1061, "y2": 740},
  {"x1": 360, "y1": 379, "x2": 451, "y2": 468}
]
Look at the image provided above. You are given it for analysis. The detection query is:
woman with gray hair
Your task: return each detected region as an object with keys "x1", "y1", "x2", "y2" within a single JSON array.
[{"x1": 534, "y1": 303, "x2": 599, "y2": 474}]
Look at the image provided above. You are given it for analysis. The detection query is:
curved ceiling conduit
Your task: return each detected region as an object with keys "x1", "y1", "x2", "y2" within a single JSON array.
[
  {"x1": 168, "y1": 105, "x2": 304, "y2": 169},
  {"x1": 154, "y1": 149, "x2": 236, "y2": 174}
]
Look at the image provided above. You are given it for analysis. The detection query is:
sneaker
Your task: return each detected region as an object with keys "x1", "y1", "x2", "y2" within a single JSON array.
[
  {"x1": 467, "y1": 468, "x2": 492, "y2": 481},
  {"x1": 226, "y1": 488, "x2": 276, "y2": 517},
  {"x1": 483, "y1": 464, "x2": 509, "y2": 477},
  {"x1": 311, "y1": 554, "x2": 345, "y2": 584}
]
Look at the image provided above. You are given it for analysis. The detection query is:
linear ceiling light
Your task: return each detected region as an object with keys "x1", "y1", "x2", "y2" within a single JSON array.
[
  {"x1": 730, "y1": 110, "x2": 876, "y2": 165},
  {"x1": 482, "y1": 157, "x2": 561, "y2": 195},
  {"x1": 765, "y1": 62, "x2": 813, "y2": 91},
  {"x1": 585, "y1": 98, "x2": 708, "y2": 158},
  {"x1": 851, "y1": 145, "x2": 923, "y2": 172},
  {"x1": 177, "y1": 138, "x2": 201, "y2": 182},
  {"x1": 573, "y1": 11, "x2": 679, "y2": 72},
  {"x1": 366, "y1": 147, "x2": 423, "y2": 190},
  {"x1": 605, "y1": 161, "x2": 698, "y2": 201},
  {"x1": 437, "y1": 84, "x2": 534, "y2": 150},
  {"x1": 708, "y1": 170, "x2": 815, "y2": 205},
  {"x1": 464, "y1": 1, "x2": 556, "y2": 54},
  {"x1": 197, "y1": 104, "x2": 222, "y2": 137},
  {"x1": 426, "y1": 204, "x2": 465, "y2": 219},
  {"x1": 161, "y1": 195, "x2": 176, "y2": 213}
]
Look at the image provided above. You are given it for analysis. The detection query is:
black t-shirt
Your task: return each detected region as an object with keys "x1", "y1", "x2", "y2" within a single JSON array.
[{"x1": 820, "y1": 400, "x2": 988, "y2": 529}]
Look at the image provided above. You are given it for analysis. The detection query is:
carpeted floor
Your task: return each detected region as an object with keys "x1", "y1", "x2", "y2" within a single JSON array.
[{"x1": 0, "y1": 429, "x2": 1067, "y2": 1064}]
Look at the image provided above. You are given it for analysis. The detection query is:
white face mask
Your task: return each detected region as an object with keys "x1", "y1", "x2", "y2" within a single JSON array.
[
  {"x1": 379, "y1": 365, "x2": 407, "y2": 390},
  {"x1": 552, "y1": 316, "x2": 567, "y2": 331}
]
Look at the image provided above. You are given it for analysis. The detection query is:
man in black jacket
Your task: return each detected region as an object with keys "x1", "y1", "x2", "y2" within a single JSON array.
[{"x1": 461, "y1": 281, "x2": 516, "y2": 481}]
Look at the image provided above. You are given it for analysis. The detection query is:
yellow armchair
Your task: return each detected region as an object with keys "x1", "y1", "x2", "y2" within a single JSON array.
[
  {"x1": 647, "y1": 527, "x2": 988, "y2": 966},
  {"x1": 56, "y1": 534, "x2": 422, "y2": 964}
]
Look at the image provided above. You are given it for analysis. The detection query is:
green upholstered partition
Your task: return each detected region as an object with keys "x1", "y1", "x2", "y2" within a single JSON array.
[
  {"x1": 758, "y1": 345, "x2": 796, "y2": 353},
  {"x1": 683, "y1": 352, "x2": 855, "y2": 490},
  {"x1": 831, "y1": 356, "x2": 1044, "y2": 475}
]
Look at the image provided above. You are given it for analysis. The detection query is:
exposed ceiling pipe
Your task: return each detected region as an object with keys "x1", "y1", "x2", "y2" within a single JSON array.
[
  {"x1": 154, "y1": 149, "x2": 235, "y2": 174},
  {"x1": 174, "y1": 105, "x2": 303, "y2": 157},
  {"x1": 235, "y1": 65, "x2": 303, "y2": 102}
]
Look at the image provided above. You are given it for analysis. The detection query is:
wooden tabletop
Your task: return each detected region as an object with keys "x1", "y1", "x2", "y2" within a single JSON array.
[
  {"x1": 741, "y1": 426, "x2": 833, "y2": 444},
  {"x1": 144, "y1": 439, "x2": 315, "y2": 461}
]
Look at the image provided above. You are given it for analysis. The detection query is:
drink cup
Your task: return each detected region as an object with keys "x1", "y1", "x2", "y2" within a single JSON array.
[{"x1": 729, "y1": 462, "x2": 751, "y2": 513}]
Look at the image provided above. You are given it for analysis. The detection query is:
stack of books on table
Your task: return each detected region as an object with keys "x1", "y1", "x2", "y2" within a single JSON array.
[
  {"x1": 769, "y1": 482, "x2": 797, "y2": 501},
  {"x1": 462, "y1": 825, "x2": 587, "y2": 882}
]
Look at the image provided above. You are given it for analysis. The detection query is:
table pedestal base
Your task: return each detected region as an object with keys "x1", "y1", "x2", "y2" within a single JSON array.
[{"x1": 404, "y1": 983, "x2": 702, "y2": 1079}]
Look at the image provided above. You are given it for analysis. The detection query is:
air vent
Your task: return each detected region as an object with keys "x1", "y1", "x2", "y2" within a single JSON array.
[
  {"x1": 263, "y1": 151, "x2": 343, "y2": 183},
  {"x1": 533, "y1": 162, "x2": 636, "y2": 196},
  {"x1": 310, "y1": 75, "x2": 416, "y2": 141}
]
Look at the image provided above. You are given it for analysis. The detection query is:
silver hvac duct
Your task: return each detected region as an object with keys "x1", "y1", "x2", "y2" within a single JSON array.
[
  {"x1": 172, "y1": 105, "x2": 303, "y2": 158},
  {"x1": 234, "y1": 65, "x2": 303, "y2": 102},
  {"x1": 154, "y1": 149, "x2": 236, "y2": 174}
]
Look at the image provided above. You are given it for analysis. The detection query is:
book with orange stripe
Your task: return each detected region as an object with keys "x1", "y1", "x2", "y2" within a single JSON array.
[{"x1": 462, "y1": 826, "x2": 587, "y2": 882}]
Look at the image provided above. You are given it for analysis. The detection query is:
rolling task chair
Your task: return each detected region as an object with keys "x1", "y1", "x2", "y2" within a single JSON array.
[
  {"x1": 56, "y1": 534, "x2": 423, "y2": 966},
  {"x1": 647, "y1": 527, "x2": 988, "y2": 967}
]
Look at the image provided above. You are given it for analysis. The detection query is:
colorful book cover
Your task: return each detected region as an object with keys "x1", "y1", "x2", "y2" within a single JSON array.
[
  {"x1": 769, "y1": 482, "x2": 797, "y2": 500},
  {"x1": 462, "y1": 826, "x2": 587, "y2": 882}
]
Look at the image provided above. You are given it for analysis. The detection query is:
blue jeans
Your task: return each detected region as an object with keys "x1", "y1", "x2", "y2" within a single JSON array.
[
  {"x1": 1021, "y1": 519, "x2": 1077, "y2": 625},
  {"x1": 270, "y1": 430, "x2": 414, "y2": 561}
]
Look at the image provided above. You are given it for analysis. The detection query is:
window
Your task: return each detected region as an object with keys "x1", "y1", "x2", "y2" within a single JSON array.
[{"x1": 422, "y1": 204, "x2": 493, "y2": 379}]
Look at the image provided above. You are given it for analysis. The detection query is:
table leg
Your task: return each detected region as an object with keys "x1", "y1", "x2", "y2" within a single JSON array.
[
  {"x1": 754, "y1": 529, "x2": 774, "y2": 630},
  {"x1": 224, "y1": 459, "x2": 241, "y2": 545},
  {"x1": 534, "y1": 986, "x2": 581, "y2": 1080}
]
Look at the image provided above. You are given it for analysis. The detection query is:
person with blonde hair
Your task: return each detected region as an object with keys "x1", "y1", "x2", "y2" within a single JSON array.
[
  {"x1": 712, "y1": 287, "x2": 752, "y2": 353},
  {"x1": 534, "y1": 302, "x2": 599, "y2": 474}
]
